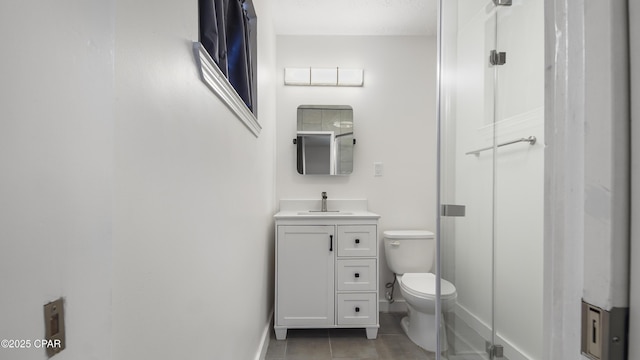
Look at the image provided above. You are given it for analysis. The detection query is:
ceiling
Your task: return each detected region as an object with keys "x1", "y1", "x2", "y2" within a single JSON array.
[{"x1": 272, "y1": 0, "x2": 438, "y2": 36}]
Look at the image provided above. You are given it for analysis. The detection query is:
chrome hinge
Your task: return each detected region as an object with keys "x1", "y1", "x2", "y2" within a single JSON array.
[
  {"x1": 493, "y1": 0, "x2": 512, "y2": 6},
  {"x1": 489, "y1": 50, "x2": 507, "y2": 66},
  {"x1": 441, "y1": 204, "x2": 466, "y2": 217},
  {"x1": 486, "y1": 342, "x2": 504, "y2": 359}
]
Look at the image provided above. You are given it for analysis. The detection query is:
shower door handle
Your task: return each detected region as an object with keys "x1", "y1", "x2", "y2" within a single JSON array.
[{"x1": 441, "y1": 204, "x2": 466, "y2": 217}]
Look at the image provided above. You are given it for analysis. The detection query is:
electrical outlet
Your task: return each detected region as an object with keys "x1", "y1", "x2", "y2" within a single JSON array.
[{"x1": 43, "y1": 298, "x2": 65, "y2": 357}]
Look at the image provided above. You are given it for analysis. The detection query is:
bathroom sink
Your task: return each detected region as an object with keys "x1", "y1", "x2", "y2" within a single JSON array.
[
  {"x1": 296, "y1": 211, "x2": 354, "y2": 215},
  {"x1": 273, "y1": 200, "x2": 380, "y2": 220}
]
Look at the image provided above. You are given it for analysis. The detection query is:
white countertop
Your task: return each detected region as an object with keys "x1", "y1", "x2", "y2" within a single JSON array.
[{"x1": 274, "y1": 199, "x2": 380, "y2": 220}]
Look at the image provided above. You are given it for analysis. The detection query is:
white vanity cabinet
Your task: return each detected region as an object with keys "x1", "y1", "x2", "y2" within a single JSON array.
[{"x1": 274, "y1": 210, "x2": 380, "y2": 341}]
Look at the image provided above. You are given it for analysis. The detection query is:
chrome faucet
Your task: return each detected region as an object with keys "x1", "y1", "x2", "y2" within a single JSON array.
[{"x1": 321, "y1": 192, "x2": 328, "y2": 212}]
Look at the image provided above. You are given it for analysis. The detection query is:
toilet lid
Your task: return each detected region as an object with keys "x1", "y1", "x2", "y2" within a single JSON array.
[
  {"x1": 383, "y1": 230, "x2": 434, "y2": 239},
  {"x1": 401, "y1": 273, "x2": 456, "y2": 298}
]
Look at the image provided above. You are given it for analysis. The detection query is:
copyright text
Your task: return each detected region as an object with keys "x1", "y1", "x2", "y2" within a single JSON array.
[{"x1": 1, "y1": 339, "x2": 62, "y2": 349}]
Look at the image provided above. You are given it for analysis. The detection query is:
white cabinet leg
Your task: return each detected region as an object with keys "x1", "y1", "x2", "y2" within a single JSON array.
[
  {"x1": 365, "y1": 327, "x2": 378, "y2": 339},
  {"x1": 274, "y1": 327, "x2": 287, "y2": 340}
]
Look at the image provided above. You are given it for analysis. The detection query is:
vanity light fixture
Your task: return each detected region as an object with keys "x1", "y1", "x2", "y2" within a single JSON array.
[
  {"x1": 337, "y1": 68, "x2": 364, "y2": 86},
  {"x1": 284, "y1": 67, "x2": 311, "y2": 85},
  {"x1": 311, "y1": 68, "x2": 338, "y2": 86},
  {"x1": 284, "y1": 67, "x2": 364, "y2": 87}
]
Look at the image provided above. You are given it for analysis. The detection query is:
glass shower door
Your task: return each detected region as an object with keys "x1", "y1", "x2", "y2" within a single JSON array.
[
  {"x1": 437, "y1": 0, "x2": 543, "y2": 359},
  {"x1": 492, "y1": 1, "x2": 544, "y2": 360},
  {"x1": 438, "y1": 0, "x2": 498, "y2": 358}
]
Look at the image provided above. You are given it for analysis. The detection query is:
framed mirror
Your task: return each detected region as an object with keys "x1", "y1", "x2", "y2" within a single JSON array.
[{"x1": 296, "y1": 105, "x2": 354, "y2": 175}]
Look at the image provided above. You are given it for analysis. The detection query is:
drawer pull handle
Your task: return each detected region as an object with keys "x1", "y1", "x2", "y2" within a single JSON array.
[
  {"x1": 390, "y1": 241, "x2": 400, "y2": 246},
  {"x1": 330, "y1": 235, "x2": 333, "y2": 252},
  {"x1": 355, "y1": 307, "x2": 360, "y2": 313},
  {"x1": 355, "y1": 239, "x2": 360, "y2": 244},
  {"x1": 354, "y1": 273, "x2": 360, "y2": 278}
]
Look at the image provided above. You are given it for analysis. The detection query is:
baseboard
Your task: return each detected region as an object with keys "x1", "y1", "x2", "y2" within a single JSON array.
[
  {"x1": 379, "y1": 298, "x2": 407, "y2": 313},
  {"x1": 255, "y1": 309, "x2": 274, "y2": 360},
  {"x1": 454, "y1": 304, "x2": 534, "y2": 360},
  {"x1": 445, "y1": 312, "x2": 488, "y2": 360}
]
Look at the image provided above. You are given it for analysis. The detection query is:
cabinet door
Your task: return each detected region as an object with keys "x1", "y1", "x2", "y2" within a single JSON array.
[{"x1": 276, "y1": 225, "x2": 335, "y2": 326}]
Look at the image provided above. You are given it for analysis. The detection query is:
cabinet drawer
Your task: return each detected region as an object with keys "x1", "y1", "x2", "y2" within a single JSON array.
[
  {"x1": 337, "y1": 225, "x2": 377, "y2": 257},
  {"x1": 337, "y1": 259, "x2": 377, "y2": 291},
  {"x1": 337, "y1": 293, "x2": 377, "y2": 325}
]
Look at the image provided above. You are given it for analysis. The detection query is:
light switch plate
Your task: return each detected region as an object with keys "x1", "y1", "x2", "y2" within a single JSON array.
[{"x1": 374, "y1": 162, "x2": 383, "y2": 177}]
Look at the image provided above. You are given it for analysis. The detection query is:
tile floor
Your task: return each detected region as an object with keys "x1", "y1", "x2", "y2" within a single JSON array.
[{"x1": 265, "y1": 312, "x2": 437, "y2": 360}]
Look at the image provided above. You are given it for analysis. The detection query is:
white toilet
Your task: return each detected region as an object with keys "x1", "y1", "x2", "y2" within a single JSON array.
[{"x1": 383, "y1": 230, "x2": 457, "y2": 352}]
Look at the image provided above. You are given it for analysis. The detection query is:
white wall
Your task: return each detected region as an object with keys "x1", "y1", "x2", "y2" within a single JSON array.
[
  {"x1": 112, "y1": 1, "x2": 277, "y2": 359},
  {"x1": 582, "y1": 0, "x2": 630, "y2": 311},
  {"x1": 275, "y1": 35, "x2": 438, "y2": 301},
  {"x1": 580, "y1": 1, "x2": 630, "y2": 359},
  {"x1": 1, "y1": 1, "x2": 277, "y2": 360},
  {"x1": 0, "y1": 1, "x2": 114, "y2": 359}
]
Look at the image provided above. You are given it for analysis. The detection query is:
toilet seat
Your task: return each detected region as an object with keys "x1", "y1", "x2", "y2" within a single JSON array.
[{"x1": 400, "y1": 273, "x2": 456, "y2": 300}]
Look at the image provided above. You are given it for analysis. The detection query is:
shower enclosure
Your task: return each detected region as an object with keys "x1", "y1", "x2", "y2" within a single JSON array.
[{"x1": 436, "y1": 1, "x2": 544, "y2": 359}]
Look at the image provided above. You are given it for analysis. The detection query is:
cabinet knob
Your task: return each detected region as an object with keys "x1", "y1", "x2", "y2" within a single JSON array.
[
  {"x1": 355, "y1": 307, "x2": 360, "y2": 313},
  {"x1": 355, "y1": 239, "x2": 360, "y2": 244},
  {"x1": 354, "y1": 273, "x2": 360, "y2": 278}
]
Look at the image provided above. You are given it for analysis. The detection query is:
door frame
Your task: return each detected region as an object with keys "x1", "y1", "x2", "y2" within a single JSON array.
[
  {"x1": 629, "y1": 0, "x2": 640, "y2": 358},
  {"x1": 545, "y1": 0, "x2": 632, "y2": 359}
]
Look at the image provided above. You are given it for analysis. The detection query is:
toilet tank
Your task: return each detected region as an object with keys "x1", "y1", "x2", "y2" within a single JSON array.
[{"x1": 383, "y1": 230, "x2": 435, "y2": 274}]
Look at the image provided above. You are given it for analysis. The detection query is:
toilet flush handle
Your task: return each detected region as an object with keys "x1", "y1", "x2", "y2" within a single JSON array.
[{"x1": 389, "y1": 241, "x2": 400, "y2": 246}]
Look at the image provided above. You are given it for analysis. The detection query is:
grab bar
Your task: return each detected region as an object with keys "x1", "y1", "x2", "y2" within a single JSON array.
[{"x1": 465, "y1": 136, "x2": 536, "y2": 156}]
